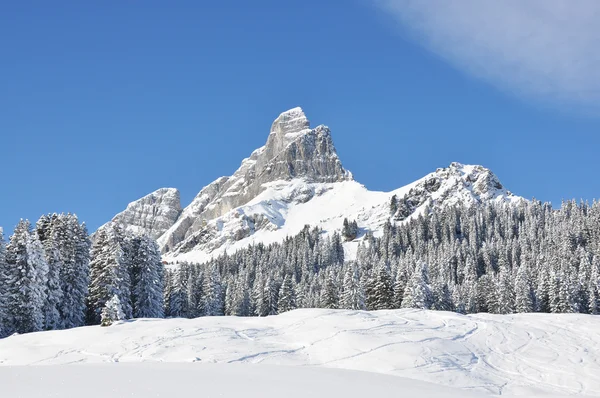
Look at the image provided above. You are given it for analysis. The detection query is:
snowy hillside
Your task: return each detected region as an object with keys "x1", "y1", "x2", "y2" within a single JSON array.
[
  {"x1": 100, "y1": 107, "x2": 521, "y2": 264},
  {"x1": 1, "y1": 309, "x2": 598, "y2": 396}
]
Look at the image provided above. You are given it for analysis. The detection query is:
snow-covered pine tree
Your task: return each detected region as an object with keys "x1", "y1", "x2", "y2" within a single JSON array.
[
  {"x1": 253, "y1": 267, "x2": 267, "y2": 316},
  {"x1": 589, "y1": 256, "x2": 600, "y2": 315},
  {"x1": 87, "y1": 226, "x2": 130, "y2": 324},
  {"x1": 203, "y1": 264, "x2": 224, "y2": 316},
  {"x1": 186, "y1": 267, "x2": 204, "y2": 318},
  {"x1": 164, "y1": 268, "x2": 188, "y2": 317},
  {"x1": 36, "y1": 216, "x2": 63, "y2": 330},
  {"x1": 263, "y1": 275, "x2": 279, "y2": 316},
  {"x1": 341, "y1": 218, "x2": 359, "y2": 242},
  {"x1": 373, "y1": 260, "x2": 393, "y2": 310},
  {"x1": 227, "y1": 271, "x2": 251, "y2": 316},
  {"x1": 402, "y1": 262, "x2": 432, "y2": 310},
  {"x1": 494, "y1": 263, "x2": 516, "y2": 314},
  {"x1": 4, "y1": 220, "x2": 48, "y2": 334},
  {"x1": 391, "y1": 265, "x2": 407, "y2": 309},
  {"x1": 55, "y1": 214, "x2": 90, "y2": 329},
  {"x1": 431, "y1": 280, "x2": 454, "y2": 311},
  {"x1": 515, "y1": 262, "x2": 535, "y2": 313},
  {"x1": 320, "y1": 271, "x2": 339, "y2": 309},
  {"x1": 278, "y1": 274, "x2": 297, "y2": 313},
  {"x1": 0, "y1": 229, "x2": 8, "y2": 337},
  {"x1": 340, "y1": 263, "x2": 365, "y2": 310},
  {"x1": 130, "y1": 235, "x2": 165, "y2": 318},
  {"x1": 390, "y1": 194, "x2": 398, "y2": 216},
  {"x1": 101, "y1": 294, "x2": 125, "y2": 327}
]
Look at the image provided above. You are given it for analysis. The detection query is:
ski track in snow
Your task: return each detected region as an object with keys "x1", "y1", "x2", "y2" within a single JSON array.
[{"x1": 1, "y1": 309, "x2": 599, "y2": 396}]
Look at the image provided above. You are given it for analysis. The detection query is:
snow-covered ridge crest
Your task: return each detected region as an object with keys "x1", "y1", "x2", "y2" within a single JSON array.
[
  {"x1": 98, "y1": 108, "x2": 522, "y2": 263},
  {"x1": 98, "y1": 187, "x2": 182, "y2": 240}
]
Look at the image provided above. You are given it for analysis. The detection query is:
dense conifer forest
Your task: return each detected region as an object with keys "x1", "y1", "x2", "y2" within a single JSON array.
[{"x1": 1, "y1": 199, "x2": 599, "y2": 338}]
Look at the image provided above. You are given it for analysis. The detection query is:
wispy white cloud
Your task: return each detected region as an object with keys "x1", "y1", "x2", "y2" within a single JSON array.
[{"x1": 376, "y1": 0, "x2": 600, "y2": 112}]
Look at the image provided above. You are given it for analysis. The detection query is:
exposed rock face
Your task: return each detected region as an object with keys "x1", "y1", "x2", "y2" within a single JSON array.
[
  {"x1": 157, "y1": 107, "x2": 351, "y2": 253},
  {"x1": 103, "y1": 188, "x2": 182, "y2": 240}
]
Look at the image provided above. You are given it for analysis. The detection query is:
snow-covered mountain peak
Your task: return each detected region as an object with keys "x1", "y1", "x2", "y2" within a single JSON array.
[
  {"x1": 386, "y1": 162, "x2": 519, "y2": 222},
  {"x1": 98, "y1": 109, "x2": 523, "y2": 264},
  {"x1": 155, "y1": 108, "x2": 350, "y2": 254}
]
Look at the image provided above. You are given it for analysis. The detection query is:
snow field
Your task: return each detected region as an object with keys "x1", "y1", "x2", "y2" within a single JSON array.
[{"x1": 1, "y1": 309, "x2": 599, "y2": 396}]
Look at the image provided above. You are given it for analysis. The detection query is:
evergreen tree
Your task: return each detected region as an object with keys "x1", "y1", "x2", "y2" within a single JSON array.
[
  {"x1": 203, "y1": 265, "x2": 224, "y2": 316},
  {"x1": 402, "y1": 262, "x2": 432, "y2": 309},
  {"x1": 56, "y1": 215, "x2": 90, "y2": 329},
  {"x1": 392, "y1": 266, "x2": 407, "y2": 309},
  {"x1": 373, "y1": 261, "x2": 393, "y2": 310},
  {"x1": 589, "y1": 256, "x2": 600, "y2": 315},
  {"x1": 130, "y1": 235, "x2": 165, "y2": 318},
  {"x1": 263, "y1": 275, "x2": 279, "y2": 315},
  {"x1": 364, "y1": 272, "x2": 378, "y2": 311},
  {"x1": 342, "y1": 218, "x2": 359, "y2": 242},
  {"x1": 431, "y1": 280, "x2": 454, "y2": 311},
  {"x1": 390, "y1": 194, "x2": 398, "y2": 216},
  {"x1": 278, "y1": 275, "x2": 297, "y2": 313},
  {"x1": 87, "y1": 227, "x2": 130, "y2": 324},
  {"x1": 253, "y1": 267, "x2": 268, "y2": 316},
  {"x1": 494, "y1": 264, "x2": 516, "y2": 314},
  {"x1": 0, "y1": 229, "x2": 8, "y2": 337},
  {"x1": 320, "y1": 271, "x2": 339, "y2": 309},
  {"x1": 341, "y1": 263, "x2": 365, "y2": 310},
  {"x1": 38, "y1": 224, "x2": 63, "y2": 330},
  {"x1": 515, "y1": 263, "x2": 534, "y2": 313},
  {"x1": 101, "y1": 294, "x2": 125, "y2": 327},
  {"x1": 4, "y1": 220, "x2": 48, "y2": 334}
]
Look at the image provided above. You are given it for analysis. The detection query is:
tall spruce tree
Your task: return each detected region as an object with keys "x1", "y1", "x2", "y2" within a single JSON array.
[
  {"x1": 0, "y1": 229, "x2": 8, "y2": 337},
  {"x1": 56, "y1": 215, "x2": 90, "y2": 329},
  {"x1": 341, "y1": 263, "x2": 365, "y2": 310},
  {"x1": 36, "y1": 218, "x2": 63, "y2": 330},
  {"x1": 402, "y1": 262, "x2": 432, "y2": 310},
  {"x1": 87, "y1": 227, "x2": 130, "y2": 324},
  {"x1": 278, "y1": 274, "x2": 297, "y2": 313},
  {"x1": 4, "y1": 220, "x2": 48, "y2": 334},
  {"x1": 130, "y1": 235, "x2": 165, "y2": 318}
]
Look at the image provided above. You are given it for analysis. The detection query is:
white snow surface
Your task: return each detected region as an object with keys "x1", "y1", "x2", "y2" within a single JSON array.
[
  {"x1": 0, "y1": 363, "x2": 488, "y2": 398},
  {"x1": 1, "y1": 309, "x2": 598, "y2": 397}
]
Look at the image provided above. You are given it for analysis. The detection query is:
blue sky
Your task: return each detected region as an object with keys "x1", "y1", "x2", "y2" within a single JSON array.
[{"x1": 1, "y1": 1, "x2": 599, "y2": 234}]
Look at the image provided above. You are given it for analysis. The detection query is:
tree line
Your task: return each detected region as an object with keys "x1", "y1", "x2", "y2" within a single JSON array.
[
  {"x1": 165, "y1": 199, "x2": 600, "y2": 317},
  {"x1": 2, "y1": 198, "x2": 600, "y2": 338}
]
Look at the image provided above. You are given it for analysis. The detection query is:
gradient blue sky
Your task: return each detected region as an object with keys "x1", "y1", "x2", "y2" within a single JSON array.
[{"x1": 2, "y1": 1, "x2": 599, "y2": 234}]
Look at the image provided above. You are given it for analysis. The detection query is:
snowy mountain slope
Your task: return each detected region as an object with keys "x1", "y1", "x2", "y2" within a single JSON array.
[
  {"x1": 163, "y1": 162, "x2": 520, "y2": 264},
  {"x1": 100, "y1": 107, "x2": 521, "y2": 263},
  {"x1": 1, "y1": 309, "x2": 598, "y2": 396},
  {"x1": 0, "y1": 364, "x2": 489, "y2": 398}
]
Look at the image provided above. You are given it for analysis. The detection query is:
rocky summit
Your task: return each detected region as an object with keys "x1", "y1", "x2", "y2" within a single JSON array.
[
  {"x1": 99, "y1": 108, "x2": 521, "y2": 263},
  {"x1": 156, "y1": 107, "x2": 350, "y2": 254},
  {"x1": 104, "y1": 187, "x2": 182, "y2": 240}
]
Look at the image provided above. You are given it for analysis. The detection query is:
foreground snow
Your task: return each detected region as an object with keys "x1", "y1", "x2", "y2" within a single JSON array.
[
  {"x1": 1, "y1": 309, "x2": 599, "y2": 396},
  {"x1": 0, "y1": 363, "x2": 488, "y2": 398}
]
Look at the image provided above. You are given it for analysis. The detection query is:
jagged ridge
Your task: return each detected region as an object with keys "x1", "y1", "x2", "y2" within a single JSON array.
[{"x1": 98, "y1": 108, "x2": 522, "y2": 263}]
